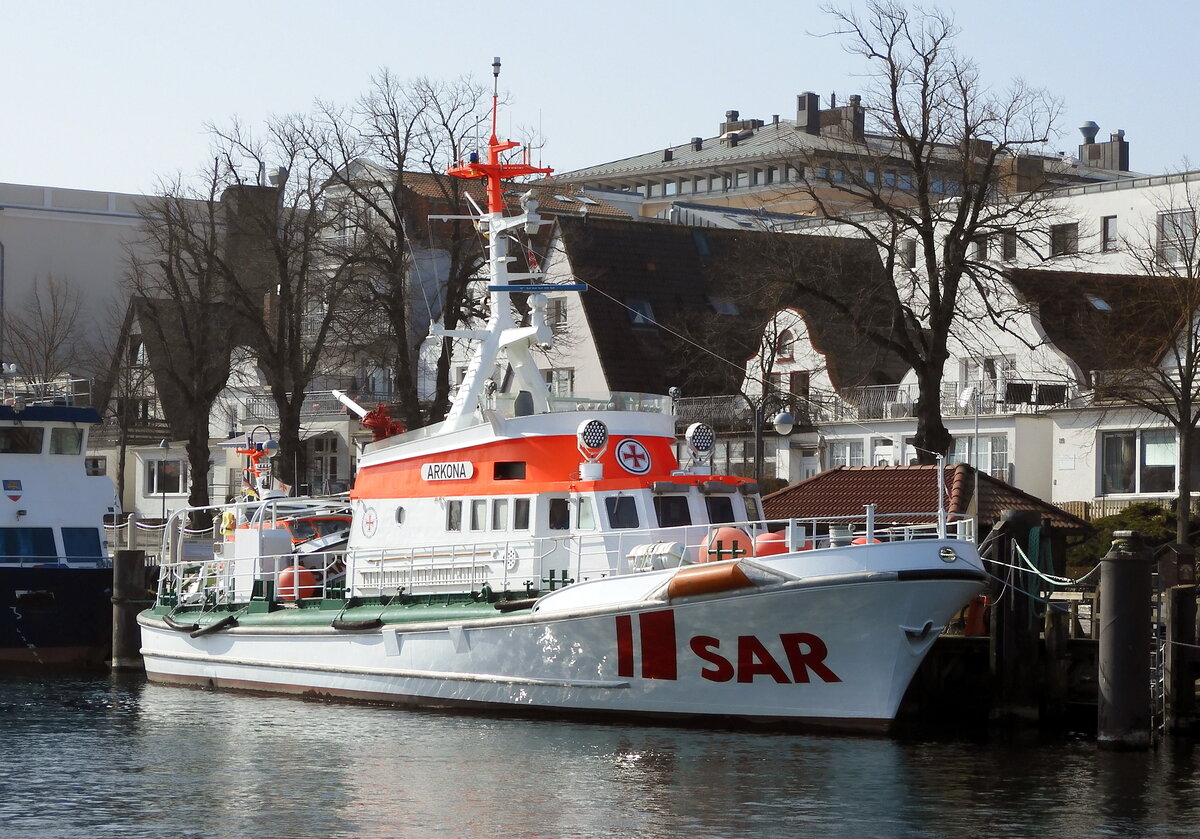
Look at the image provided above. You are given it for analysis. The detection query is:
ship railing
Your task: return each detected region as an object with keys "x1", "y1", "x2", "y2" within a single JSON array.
[
  {"x1": 159, "y1": 548, "x2": 347, "y2": 609},
  {"x1": 153, "y1": 497, "x2": 353, "y2": 607},
  {"x1": 350, "y1": 537, "x2": 550, "y2": 597},
  {"x1": 0, "y1": 554, "x2": 112, "y2": 568}
]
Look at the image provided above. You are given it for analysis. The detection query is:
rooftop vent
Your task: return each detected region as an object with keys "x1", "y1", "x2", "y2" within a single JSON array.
[
  {"x1": 691, "y1": 137, "x2": 703, "y2": 152},
  {"x1": 1079, "y1": 121, "x2": 1100, "y2": 144}
]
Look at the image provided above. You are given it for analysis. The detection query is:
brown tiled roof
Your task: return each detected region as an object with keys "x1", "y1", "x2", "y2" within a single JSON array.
[
  {"x1": 762, "y1": 464, "x2": 1089, "y2": 532},
  {"x1": 399, "y1": 171, "x2": 628, "y2": 217},
  {"x1": 554, "y1": 216, "x2": 910, "y2": 397},
  {"x1": 1008, "y1": 269, "x2": 1183, "y2": 381}
]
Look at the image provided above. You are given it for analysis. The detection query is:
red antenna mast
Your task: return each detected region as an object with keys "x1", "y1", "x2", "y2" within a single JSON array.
[{"x1": 447, "y1": 57, "x2": 553, "y2": 213}]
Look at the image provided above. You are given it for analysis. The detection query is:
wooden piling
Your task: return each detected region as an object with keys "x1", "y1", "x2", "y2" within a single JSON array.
[
  {"x1": 110, "y1": 548, "x2": 147, "y2": 671},
  {"x1": 1097, "y1": 531, "x2": 1153, "y2": 749},
  {"x1": 990, "y1": 509, "x2": 1042, "y2": 724},
  {"x1": 1164, "y1": 584, "x2": 1197, "y2": 733}
]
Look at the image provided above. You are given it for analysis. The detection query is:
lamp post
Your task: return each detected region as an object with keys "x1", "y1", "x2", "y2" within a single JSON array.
[
  {"x1": 158, "y1": 439, "x2": 170, "y2": 521},
  {"x1": 238, "y1": 425, "x2": 279, "y2": 497},
  {"x1": 753, "y1": 393, "x2": 795, "y2": 485}
]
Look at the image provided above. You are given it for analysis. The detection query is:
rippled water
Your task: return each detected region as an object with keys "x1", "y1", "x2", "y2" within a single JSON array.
[{"x1": 3, "y1": 671, "x2": 1200, "y2": 838}]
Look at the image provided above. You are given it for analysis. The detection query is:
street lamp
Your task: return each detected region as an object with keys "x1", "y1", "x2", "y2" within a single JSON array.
[
  {"x1": 158, "y1": 439, "x2": 170, "y2": 521},
  {"x1": 237, "y1": 425, "x2": 280, "y2": 498},
  {"x1": 753, "y1": 394, "x2": 795, "y2": 485}
]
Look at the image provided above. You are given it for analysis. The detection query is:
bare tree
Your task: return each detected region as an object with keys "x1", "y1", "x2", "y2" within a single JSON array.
[
  {"x1": 208, "y1": 117, "x2": 355, "y2": 489},
  {"x1": 126, "y1": 166, "x2": 235, "y2": 512},
  {"x1": 295, "y1": 71, "x2": 490, "y2": 428},
  {"x1": 5, "y1": 276, "x2": 87, "y2": 389},
  {"x1": 783, "y1": 1, "x2": 1062, "y2": 462}
]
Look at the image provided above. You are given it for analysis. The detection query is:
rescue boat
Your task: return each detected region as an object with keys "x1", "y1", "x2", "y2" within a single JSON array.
[{"x1": 137, "y1": 60, "x2": 986, "y2": 731}]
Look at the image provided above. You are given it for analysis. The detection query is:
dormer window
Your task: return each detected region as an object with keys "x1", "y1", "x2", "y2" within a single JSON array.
[
  {"x1": 775, "y1": 330, "x2": 795, "y2": 361},
  {"x1": 627, "y1": 297, "x2": 654, "y2": 325}
]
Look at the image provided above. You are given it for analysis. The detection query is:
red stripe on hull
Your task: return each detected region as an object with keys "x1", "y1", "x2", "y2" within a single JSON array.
[{"x1": 638, "y1": 609, "x2": 677, "y2": 680}]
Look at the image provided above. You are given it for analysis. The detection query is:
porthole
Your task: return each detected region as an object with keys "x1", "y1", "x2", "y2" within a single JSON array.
[{"x1": 395, "y1": 507, "x2": 406, "y2": 525}]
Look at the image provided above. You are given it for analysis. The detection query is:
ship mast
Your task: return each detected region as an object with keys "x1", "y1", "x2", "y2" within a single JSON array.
[{"x1": 441, "y1": 57, "x2": 557, "y2": 432}]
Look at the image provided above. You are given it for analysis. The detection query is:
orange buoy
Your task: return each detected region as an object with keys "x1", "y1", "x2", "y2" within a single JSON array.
[
  {"x1": 755, "y1": 530, "x2": 788, "y2": 556},
  {"x1": 851, "y1": 536, "x2": 882, "y2": 545},
  {"x1": 700, "y1": 526, "x2": 754, "y2": 562},
  {"x1": 964, "y1": 595, "x2": 990, "y2": 636},
  {"x1": 279, "y1": 565, "x2": 319, "y2": 601}
]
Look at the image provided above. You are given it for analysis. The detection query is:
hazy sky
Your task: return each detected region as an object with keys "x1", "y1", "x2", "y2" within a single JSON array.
[{"x1": 3, "y1": 0, "x2": 1195, "y2": 195}]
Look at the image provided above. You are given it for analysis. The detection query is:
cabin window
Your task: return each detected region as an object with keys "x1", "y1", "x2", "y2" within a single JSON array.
[
  {"x1": 62, "y1": 527, "x2": 103, "y2": 562},
  {"x1": 0, "y1": 527, "x2": 57, "y2": 562},
  {"x1": 50, "y1": 428, "x2": 83, "y2": 455},
  {"x1": 744, "y1": 494, "x2": 761, "y2": 522},
  {"x1": 576, "y1": 496, "x2": 596, "y2": 529},
  {"x1": 548, "y1": 497, "x2": 570, "y2": 530},
  {"x1": 705, "y1": 496, "x2": 735, "y2": 524},
  {"x1": 514, "y1": 498, "x2": 530, "y2": 530},
  {"x1": 446, "y1": 500, "x2": 462, "y2": 531},
  {"x1": 470, "y1": 499, "x2": 487, "y2": 530},
  {"x1": 0, "y1": 427, "x2": 44, "y2": 454},
  {"x1": 494, "y1": 462, "x2": 527, "y2": 480},
  {"x1": 653, "y1": 495, "x2": 691, "y2": 528},
  {"x1": 605, "y1": 496, "x2": 640, "y2": 529},
  {"x1": 492, "y1": 498, "x2": 509, "y2": 530}
]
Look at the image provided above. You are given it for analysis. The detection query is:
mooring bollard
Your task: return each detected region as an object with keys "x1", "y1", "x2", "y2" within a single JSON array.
[
  {"x1": 1097, "y1": 530, "x2": 1153, "y2": 749},
  {"x1": 111, "y1": 548, "x2": 147, "y2": 671}
]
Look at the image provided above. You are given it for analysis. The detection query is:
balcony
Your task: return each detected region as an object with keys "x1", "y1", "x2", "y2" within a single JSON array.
[
  {"x1": 833, "y1": 379, "x2": 1072, "y2": 421},
  {"x1": 238, "y1": 390, "x2": 397, "y2": 423}
]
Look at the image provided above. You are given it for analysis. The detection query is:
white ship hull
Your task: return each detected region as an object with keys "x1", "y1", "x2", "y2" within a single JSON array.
[{"x1": 139, "y1": 547, "x2": 983, "y2": 730}]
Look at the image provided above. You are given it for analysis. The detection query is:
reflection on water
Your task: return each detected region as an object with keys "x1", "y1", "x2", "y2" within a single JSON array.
[{"x1": 2, "y1": 671, "x2": 1200, "y2": 838}]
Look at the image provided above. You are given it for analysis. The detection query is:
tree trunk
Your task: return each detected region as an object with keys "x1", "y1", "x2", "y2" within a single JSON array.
[
  {"x1": 274, "y1": 399, "x2": 306, "y2": 491},
  {"x1": 912, "y1": 366, "x2": 952, "y2": 464},
  {"x1": 1178, "y1": 422, "x2": 1193, "y2": 546}
]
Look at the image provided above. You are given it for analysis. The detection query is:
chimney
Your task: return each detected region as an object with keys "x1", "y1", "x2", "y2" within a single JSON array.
[
  {"x1": 720, "y1": 109, "x2": 740, "y2": 134},
  {"x1": 691, "y1": 137, "x2": 703, "y2": 152},
  {"x1": 663, "y1": 148, "x2": 673, "y2": 162},
  {"x1": 1077, "y1": 123, "x2": 1130, "y2": 172},
  {"x1": 796, "y1": 92, "x2": 820, "y2": 135}
]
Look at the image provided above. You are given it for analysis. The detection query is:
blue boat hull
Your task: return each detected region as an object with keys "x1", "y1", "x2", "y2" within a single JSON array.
[{"x1": 0, "y1": 567, "x2": 112, "y2": 667}]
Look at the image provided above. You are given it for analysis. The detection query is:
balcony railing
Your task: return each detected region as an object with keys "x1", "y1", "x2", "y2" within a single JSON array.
[
  {"x1": 833, "y1": 379, "x2": 1072, "y2": 421},
  {"x1": 238, "y1": 390, "x2": 396, "y2": 423}
]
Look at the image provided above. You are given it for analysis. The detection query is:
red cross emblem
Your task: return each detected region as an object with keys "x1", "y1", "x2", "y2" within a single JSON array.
[
  {"x1": 617, "y1": 439, "x2": 651, "y2": 475},
  {"x1": 361, "y1": 507, "x2": 378, "y2": 537}
]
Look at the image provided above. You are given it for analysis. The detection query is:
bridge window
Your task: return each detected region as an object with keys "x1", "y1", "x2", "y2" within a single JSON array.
[
  {"x1": 653, "y1": 495, "x2": 691, "y2": 528},
  {"x1": 50, "y1": 428, "x2": 83, "y2": 455},
  {"x1": 606, "y1": 496, "x2": 640, "y2": 529},
  {"x1": 514, "y1": 498, "x2": 530, "y2": 530},
  {"x1": 576, "y1": 497, "x2": 596, "y2": 529},
  {"x1": 62, "y1": 527, "x2": 103, "y2": 562},
  {"x1": 446, "y1": 500, "x2": 462, "y2": 532},
  {"x1": 548, "y1": 497, "x2": 570, "y2": 530},
  {"x1": 0, "y1": 527, "x2": 56, "y2": 562},
  {"x1": 705, "y1": 496, "x2": 735, "y2": 524},
  {"x1": 0, "y1": 427, "x2": 44, "y2": 454}
]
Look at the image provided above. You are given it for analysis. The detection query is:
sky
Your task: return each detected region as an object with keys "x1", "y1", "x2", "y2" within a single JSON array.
[{"x1": 2, "y1": 0, "x2": 1197, "y2": 196}]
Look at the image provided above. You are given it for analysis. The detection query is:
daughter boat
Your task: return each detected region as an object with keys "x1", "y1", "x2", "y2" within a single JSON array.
[{"x1": 138, "y1": 62, "x2": 986, "y2": 731}]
